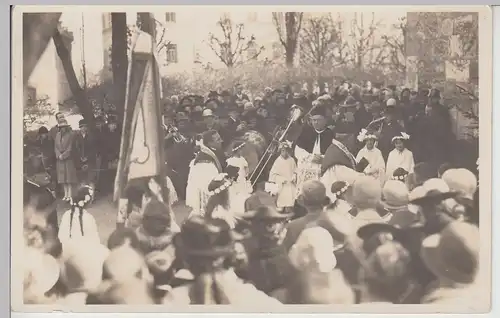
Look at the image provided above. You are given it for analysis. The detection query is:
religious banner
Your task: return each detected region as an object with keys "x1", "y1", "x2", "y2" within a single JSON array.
[{"x1": 113, "y1": 30, "x2": 165, "y2": 202}]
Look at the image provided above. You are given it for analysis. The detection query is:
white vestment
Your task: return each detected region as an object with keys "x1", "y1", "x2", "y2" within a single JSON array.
[
  {"x1": 356, "y1": 146, "x2": 386, "y2": 186},
  {"x1": 294, "y1": 138, "x2": 322, "y2": 197},
  {"x1": 186, "y1": 160, "x2": 219, "y2": 217},
  {"x1": 269, "y1": 155, "x2": 297, "y2": 208},
  {"x1": 386, "y1": 148, "x2": 415, "y2": 180}
]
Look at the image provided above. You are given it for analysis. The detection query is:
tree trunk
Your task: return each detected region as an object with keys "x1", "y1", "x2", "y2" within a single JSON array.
[
  {"x1": 285, "y1": 13, "x2": 297, "y2": 68},
  {"x1": 52, "y1": 28, "x2": 95, "y2": 131},
  {"x1": 111, "y1": 13, "x2": 128, "y2": 124}
]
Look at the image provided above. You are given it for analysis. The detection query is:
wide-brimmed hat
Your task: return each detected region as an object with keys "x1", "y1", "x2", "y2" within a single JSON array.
[
  {"x1": 357, "y1": 222, "x2": 404, "y2": 241},
  {"x1": 420, "y1": 221, "x2": 479, "y2": 284},
  {"x1": 174, "y1": 216, "x2": 244, "y2": 257},
  {"x1": 441, "y1": 168, "x2": 477, "y2": 200},
  {"x1": 242, "y1": 191, "x2": 292, "y2": 220},
  {"x1": 410, "y1": 178, "x2": 459, "y2": 206}
]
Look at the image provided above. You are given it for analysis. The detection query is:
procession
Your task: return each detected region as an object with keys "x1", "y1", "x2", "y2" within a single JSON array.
[{"x1": 21, "y1": 9, "x2": 482, "y2": 308}]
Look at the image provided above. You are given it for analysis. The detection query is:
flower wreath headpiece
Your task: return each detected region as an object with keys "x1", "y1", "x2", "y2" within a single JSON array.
[
  {"x1": 391, "y1": 173, "x2": 408, "y2": 181},
  {"x1": 332, "y1": 182, "x2": 350, "y2": 200},
  {"x1": 208, "y1": 173, "x2": 233, "y2": 196},
  {"x1": 357, "y1": 128, "x2": 378, "y2": 143},
  {"x1": 391, "y1": 132, "x2": 411, "y2": 143},
  {"x1": 71, "y1": 193, "x2": 92, "y2": 208},
  {"x1": 279, "y1": 140, "x2": 293, "y2": 149}
]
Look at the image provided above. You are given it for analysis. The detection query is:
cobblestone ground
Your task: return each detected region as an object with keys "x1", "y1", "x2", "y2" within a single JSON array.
[{"x1": 56, "y1": 195, "x2": 192, "y2": 244}]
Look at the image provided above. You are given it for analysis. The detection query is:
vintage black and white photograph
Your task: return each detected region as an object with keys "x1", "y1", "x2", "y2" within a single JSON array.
[{"x1": 15, "y1": 6, "x2": 491, "y2": 311}]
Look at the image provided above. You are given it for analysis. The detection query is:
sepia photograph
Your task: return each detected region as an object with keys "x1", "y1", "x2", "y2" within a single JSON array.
[{"x1": 13, "y1": 5, "x2": 492, "y2": 313}]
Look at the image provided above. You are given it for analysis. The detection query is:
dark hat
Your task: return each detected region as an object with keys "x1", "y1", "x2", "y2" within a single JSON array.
[
  {"x1": 414, "y1": 162, "x2": 437, "y2": 185},
  {"x1": 243, "y1": 191, "x2": 292, "y2": 220},
  {"x1": 429, "y1": 88, "x2": 441, "y2": 99},
  {"x1": 143, "y1": 199, "x2": 170, "y2": 222},
  {"x1": 392, "y1": 167, "x2": 409, "y2": 181},
  {"x1": 78, "y1": 119, "x2": 87, "y2": 128},
  {"x1": 220, "y1": 90, "x2": 231, "y2": 97},
  {"x1": 208, "y1": 91, "x2": 219, "y2": 98},
  {"x1": 309, "y1": 104, "x2": 327, "y2": 117},
  {"x1": 38, "y1": 126, "x2": 49, "y2": 134},
  {"x1": 357, "y1": 222, "x2": 404, "y2": 242},
  {"x1": 224, "y1": 165, "x2": 240, "y2": 181},
  {"x1": 174, "y1": 216, "x2": 242, "y2": 257}
]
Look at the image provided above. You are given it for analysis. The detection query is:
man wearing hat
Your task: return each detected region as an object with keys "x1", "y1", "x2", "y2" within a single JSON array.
[
  {"x1": 333, "y1": 96, "x2": 361, "y2": 153},
  {"x1": 201, "y1": 108, "x2": 229, "y2": 147},
  {"x1": 294, "y1": 104, "x2": 336, "y2": 197},
  {"x1": 240, "y1": 191, "x2": 295, "y2": 295}
]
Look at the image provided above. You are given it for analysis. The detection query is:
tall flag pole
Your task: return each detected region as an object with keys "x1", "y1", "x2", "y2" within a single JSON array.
[{"x1": 114, "y1": 13, "x2": 169, "y2": 227}]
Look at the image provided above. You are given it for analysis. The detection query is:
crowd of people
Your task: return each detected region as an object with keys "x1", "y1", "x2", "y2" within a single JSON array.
[{"x1": 23, "y1": 80, "x2": 481, "y2": 307}]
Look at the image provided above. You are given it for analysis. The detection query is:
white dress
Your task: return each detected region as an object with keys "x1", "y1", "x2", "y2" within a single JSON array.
[
  {"x1": 385, "y1": 148, "x2": 415, "y2": 180},
  {"x1": 269, "y1": 156, "x2": 297, "y2": 208},
  {"x1": 58, "y1": 208, "x2": 101, "y2": 247},
  {"x1": 356, "y1": 146, "x2": 386, "y2": 186},
  {"x1": 226, "y1": 156, "x2": 253, "y2": 195}
]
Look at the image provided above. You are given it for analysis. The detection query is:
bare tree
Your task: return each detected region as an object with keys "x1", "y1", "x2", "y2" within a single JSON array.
[
  {"x1": 207, "y1": 16, "x2": 264, "y2": 68},
  {"x1": 52, "y1": 24, "x2": 96, "y2": 130},
  {"x1": 381, "y1": 17, "x2": 407, "y2": 73},
  {"x1": 347, "y1": 12, "x2": 387, "y2": 71},
  {"x1": 300, "y1": 13, "x2": 354, "y2": 68},
  {"x1": 272, "y1": 12, "x2": 304, "y2": 67}
]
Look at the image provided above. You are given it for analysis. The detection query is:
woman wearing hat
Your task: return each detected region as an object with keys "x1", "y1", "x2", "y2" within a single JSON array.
[
  {"x1": 164, "y1": 216, "x2": 281, "y2": 305},
  {"x1": 54, "y1": 118, "x2": 78, "y2": 201},
  {"x1": 355, "y1": 129, "x2": 385, "y2": 186}
]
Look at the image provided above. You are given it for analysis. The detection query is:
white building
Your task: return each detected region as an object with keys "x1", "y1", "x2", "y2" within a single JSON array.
[{"x1": 102, "y1": 10, "x2": 288, "y2": 76}]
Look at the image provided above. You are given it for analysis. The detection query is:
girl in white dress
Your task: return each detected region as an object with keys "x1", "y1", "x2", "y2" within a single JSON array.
[
  {"x1": 226, "y1": 141, "x2": 253, "y2": 196},
  {"x1": 58, "y1": 186, "x2": 100, "y2": 249},
  {"x1": 386, "y1": 132, "x2": 415, "y2": 180},
  {"x1": 355, "y1": 129, "x2": 386, "y2": 186},
  {"x1": 268, "y1": 141, "x2": 297, "y2": 212}
]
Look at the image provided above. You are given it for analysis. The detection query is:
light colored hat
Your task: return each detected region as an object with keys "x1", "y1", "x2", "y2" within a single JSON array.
[
  {"x1": 103, "y1": 245, "x2": 149, "y2": 283},
  {"x1": 352, "y1": 176, "x2": 382, "y2": 210},
  {"x1": 386, "y1": 98, "x2": 397, "y2": 106},
  {"x1": 420, "y1": 221, "x2": 479, "y2": 284},
  {"x1": 441, "y1": 168, "x2": 477, "y2": 200},
  {"x1": 382, "y1": 180, "x2": 409, "y2": 210},
  {"x1": 24, "y1": 247, "x2": 60, "y2": 296},
  {"x1": 288, "y1": 227, "x2": 337, "y2": 272},
  {"x1": 202, "y1": 108, "x2": 214, "y2": 117},
  {"x1": 300, "y1": 180, "x2": 328, "y2": 208}
]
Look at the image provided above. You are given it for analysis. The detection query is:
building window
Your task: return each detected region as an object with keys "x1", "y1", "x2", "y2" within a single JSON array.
[
  {"x1": 248, "y1": 12, "x2": 258, "y2": 22},
  {"x1": 165, "y1": 12, "x2": 176, "y2": 23},
  {"x1": 166, "y1": 44, "x2": 178, "y2": 63}
]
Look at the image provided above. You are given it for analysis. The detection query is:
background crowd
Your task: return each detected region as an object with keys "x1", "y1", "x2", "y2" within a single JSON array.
[{"x1": 23, "y1": 79, "x2": 481, "y2": 307}]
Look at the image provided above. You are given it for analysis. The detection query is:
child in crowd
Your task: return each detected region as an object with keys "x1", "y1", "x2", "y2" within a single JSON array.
[
  {"x1": 268, "y1": 141, "x2": 297, "y2": 214},
  {"x1": 226, "y1": 140, "x2": 252, "y2": 195},
  {"x1": 386, "y1": 132, "x2": 415, "y2": 180},
  {"x1": 58, "y1": 186, "x2": 100, "y2": 249},
  {"x1": 355, "y1": 129, "x2": 385, "y2": 186}
]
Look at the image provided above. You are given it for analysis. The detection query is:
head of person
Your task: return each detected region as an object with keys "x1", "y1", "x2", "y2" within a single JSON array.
[
  {"x1": 79, "y1": 119, "x2": 88, "y2": 135},
  {"x1": 358, "y1": 240, "x2": 416, "y2": 304},
  {"x1": 428, "y1": 88, "x2": 441, "y2": 105},
  {"x1": 351, "y1": 176, "x2": 382, "y2": 211},
  {"x1": 279, "y1": 141, "x2": 292, "y2": 159},
  {"x1": 107, "y1": 227, "x2": 141, "y2": 251},
  {"x1": 441, "y1": 168, "x2": 478, "y2": 201},
  {"x1": 55, "y1": 112, "x2": 65, "y2": 126},
  {"x1": 392, "y1": 133, "x2": 410, "y2": 152},
  {"x1": 202, "y1": 108, "x2": 216, "y2": 127},
  {"x1": 37, "y1": 126, "x2": 49, "y2": 140},
  {"x1": 288, "y1": 227, "x2": 337, "y2": 273},
  {"x1": 141, "y1": 199, "x2": 172, "y2": 238},
  {"x1": 235, "y1": 83, "x2": 243, "y2": 94},
  {"x1": 358, "y1": 129, "x2": 378, "y2": 150},
  {"x1": 309, "y1": 105, "x2": 327, "y2": 131},
  {"x1": 400, "y1": 88, "x2": 411, "y2": 102},
  {"x1": 297, "y1": 180, "x2": 329, "y2": 212},
  {"x1": 202, "y1": 130, "x2": 223, "y2": 151}
]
